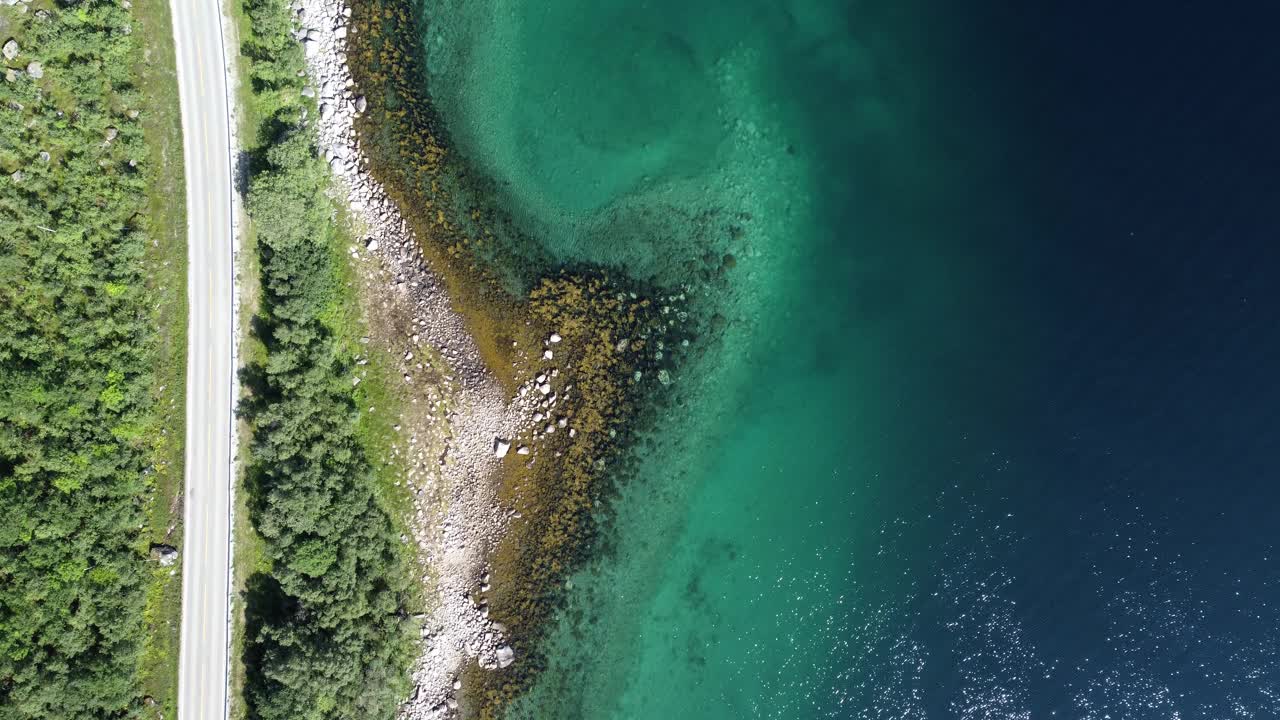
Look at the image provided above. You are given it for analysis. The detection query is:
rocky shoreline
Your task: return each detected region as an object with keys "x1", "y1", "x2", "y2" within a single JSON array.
[{"x1": 289, "y1": 0, "x2": 565, "y2": 715}]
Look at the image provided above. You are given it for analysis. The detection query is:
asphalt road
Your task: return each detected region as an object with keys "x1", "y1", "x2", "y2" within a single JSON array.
[{"x1": 171, "y1": 0, "x2": 235, "y2": 718}]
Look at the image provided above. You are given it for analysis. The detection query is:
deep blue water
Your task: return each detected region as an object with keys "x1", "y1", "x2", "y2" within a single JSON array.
[{"x1": 872, "y1": 4, "x2": 1280, "y2": 714}]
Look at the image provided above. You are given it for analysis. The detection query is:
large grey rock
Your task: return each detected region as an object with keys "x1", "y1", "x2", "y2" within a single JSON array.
[
  {"x1": 26, "y1": 61, "x2": 42, "y2": 79},
  {"x1": 2, "y1": 39, "x2": 19, "y2": 60},
  {"x1": 495, "y1": 645, "x2": 515, "y2": 668},
  {"x1": 150, "y1": 544, "x2": 179, "y2": 566}
]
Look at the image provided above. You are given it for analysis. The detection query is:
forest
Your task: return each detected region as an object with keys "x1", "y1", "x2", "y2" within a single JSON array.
[
  {"x1": 237, "y1": 0, "x2": 413, "y2": 717},
  {"x1": 0, "y1": 1, "x2": 168, "y2": 716}
]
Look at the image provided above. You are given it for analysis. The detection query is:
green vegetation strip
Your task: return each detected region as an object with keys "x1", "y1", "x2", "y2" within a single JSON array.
[
  {"x1": 131, "y1": 0, "x2": 188, "y2": 716},
  {"x1": 0, "y1": 0, "x2": 184, "y2": 716},
  {"x1": 235, "y1": 0, "x2": 413, "y2": 718}
]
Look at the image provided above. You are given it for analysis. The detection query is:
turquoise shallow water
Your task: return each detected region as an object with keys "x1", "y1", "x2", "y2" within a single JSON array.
[{"x1": 415, "y1": 0, "x2": 1280, "y2": 717}]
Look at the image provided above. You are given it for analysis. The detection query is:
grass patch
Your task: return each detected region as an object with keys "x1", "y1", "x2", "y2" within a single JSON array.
[
  {"x1": 222, "y1": 3, "x2": 264, "y2": 718},
  {"x1": 228, "y1": 211, "x2": 265, "y2": 720},
  {"x1": 326, "y1": 208, "x2": 427, "y2": 613},
  {"x1": 228, "y1": 270, "x2": 267, "y2": 720},
  {"x1": 131, "y1": 0, "x2": 189, "y2": 715}
]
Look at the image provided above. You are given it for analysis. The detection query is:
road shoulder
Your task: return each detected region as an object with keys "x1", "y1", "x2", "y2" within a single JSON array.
[{"x1": 133, "y1": 0, "x2": 189, "y2": 716}]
